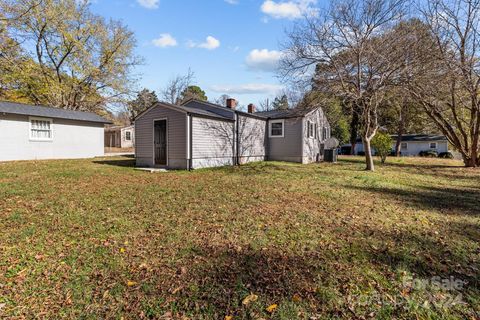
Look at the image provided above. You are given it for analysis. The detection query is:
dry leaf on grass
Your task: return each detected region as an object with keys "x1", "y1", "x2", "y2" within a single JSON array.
[
  {"x1": 266, "y1": 304, "x2": 278, "y2": 313},
  {"x1": 242, "y1": 293, "x2": 258, "y2": 306}
]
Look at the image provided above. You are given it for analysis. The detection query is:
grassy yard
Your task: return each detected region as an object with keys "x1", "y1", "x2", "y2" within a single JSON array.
[{"x1": 0, "y1": 156, "x2": 479, "y2": 319}]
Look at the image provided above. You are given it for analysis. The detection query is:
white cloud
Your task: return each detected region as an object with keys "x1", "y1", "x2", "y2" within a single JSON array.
[
  {"x1": 224, "y1": 0, "x2": 238, "y2": 4},
  {"x1": 245, "y1": 49, "x2": 283, "y2": 72},
  {"x1": 152, "y1": 34, "x2": 177, "y2": 48},
  {"x1": 188, "y1": 36, "x2": 221, "y2": 50},
  {"x1": 260, "y1": 0, "x2": 317, "y2": 19},
  {"x1": 137, "y1": 0, "x2": 159, "y2": 9},
  {"x1": 211, "y1": 83, "x2": 283, "y2": 95}
]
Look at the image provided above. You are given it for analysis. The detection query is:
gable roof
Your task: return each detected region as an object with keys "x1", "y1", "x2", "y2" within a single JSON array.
[
  {"x1": 0, "y1": 101, "x2": 111, "y2": 124},
  {"x1": 253, "y1": 107, "x2": 317, "y2": 119},
  {"x1": 135, "y1": 101, "x2": 235, "y2": 122},
  {"x1": 181, "y1": 99, "x2": 268, "y2": 120}
]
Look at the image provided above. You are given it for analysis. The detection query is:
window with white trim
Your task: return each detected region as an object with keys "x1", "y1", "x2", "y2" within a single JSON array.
[
  {"x1": 307, "y1": 121, "x2": 314, "y2": 138},
  {"x1": 30, "y1": 118, "x2": 52, "y2": 140},
  {"x1": 401, "y1": 142, "x2": 408, "y2": 150},
  {"x1": 430, "y1": 142, "x2": 437, "y2": 149},
  {"x1": 314, "y1": 123, "x2": 318, "y2": 139},
  {"x1": 269, "y1": 120, "x2": 284, "y2": 137},
  {"x1": 125, "y1": 131, "x2": 131, "y2": 141}
]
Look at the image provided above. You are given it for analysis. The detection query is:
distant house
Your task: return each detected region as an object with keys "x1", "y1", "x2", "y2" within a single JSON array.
[
  {"x1": 345, "y1": 134, "x2": 448, "y2": 156},
  {"x1": 105, "y1": 125, "x2": 135, "y2": 149},
  {"x1": 134, "y1": 98, "x2": 331, "y2": 169},
  {"x1": 0, "y1": 101, "x2": 111, "y2": 162}
]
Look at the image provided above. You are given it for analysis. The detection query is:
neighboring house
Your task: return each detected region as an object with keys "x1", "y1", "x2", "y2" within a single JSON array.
[
  {"x1": 0, "y1": 101, "x2": 111, "y2": 162},
  {"x1": 105, "y1": 125, "x2": 135, "y2": 149},
  {"x1": 346, "y1": 134, "x2": 448, "y2": 156},
  {"x1": 135, "y1": 98, "x2": 331, "y2": 169}
]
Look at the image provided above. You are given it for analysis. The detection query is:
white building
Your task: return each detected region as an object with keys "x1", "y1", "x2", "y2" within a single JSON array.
[
  {"x1": 346, "y1": 134, "x2": 448, "y2": 156},
  {"x1": 0, "y1": 101, "x2": 111, "y2": 162}
]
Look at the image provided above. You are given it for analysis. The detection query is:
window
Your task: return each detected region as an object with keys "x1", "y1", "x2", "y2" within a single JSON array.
[
  {"x1": 401, "y1": 142, "x2": 408, "y2": 150},
  {"x1": 30, "y1": 117, "x2": 52, "y2": 140},
  {"x1": 269, "y1": 120, "x2": 284, "y2": 137},
  {"x1": 315, "y1": 123, "x2": 318, "y2": 139},
  {"x1": 125, "y1": 131, "x2": 131, "y2": 141},
  {"x1": 430, "y1": 142, "x2": 437, "y2": 149},
  {"x1": 307, "y1": 121, "x2": 314, "y2": 138},
  {"x1": 322, "y1": 127, "x2": 327, "y2": 141}
]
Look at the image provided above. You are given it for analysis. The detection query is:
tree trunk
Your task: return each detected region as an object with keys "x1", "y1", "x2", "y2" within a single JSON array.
[
  {"x1": 463, "y1": 148, "x2": 479, "y2": 167},
  {"x1": 363, "y1": 137, "x2": 375, "y2": 171},
  {"x1": 351, "y1": 141, "x2": 356, "y2": 155},
  {"x1": 394, "y1": 135, "x2": 402, "y2": 157}
]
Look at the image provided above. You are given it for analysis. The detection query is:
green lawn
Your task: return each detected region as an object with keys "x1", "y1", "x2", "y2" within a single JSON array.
[{"x1": 0, "y1": 156, "x2": 479, "y2": 319}]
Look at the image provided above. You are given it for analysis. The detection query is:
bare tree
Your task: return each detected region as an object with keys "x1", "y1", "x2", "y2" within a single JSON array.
[
  {"x1": 161, "y1": 68, "x2": 194, "y2": 105},
  {"x1": 406, "y1": 0, "x2": 480, "y2": 167},
  {"x1": 280, "y1": 0, "x2": 407, "y2": 171}
]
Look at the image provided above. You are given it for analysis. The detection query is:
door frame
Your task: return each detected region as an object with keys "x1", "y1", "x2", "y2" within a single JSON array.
[{"x1": 152, "y1": 118, "x2": 168, "y2": 167}]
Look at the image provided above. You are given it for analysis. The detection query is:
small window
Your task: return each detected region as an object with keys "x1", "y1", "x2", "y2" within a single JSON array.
[
  {"x1": 307, "y1": 121, "x2": 314, "y2": 138},
  {"x1": 30, "y1": 117, "x2": 52, "y2": 140},
  {"x1": 314, "y1": 123, "x2": 318, "y2": 139},
  {"x1": 125, "y1": 131, "x2": 131, "y2": 141},
  {"x1": 269, "y1": 120, "x2": 284, "y2": 137},
  {"x1": 430, "y1": 142, "x2": 437, "y2": 149},
  {"x1": 401, "y1": 142, "x2": 408, "y2": 150},
  {"x1": 322, "y1": 127, "x2": 327, "y2": 140}
]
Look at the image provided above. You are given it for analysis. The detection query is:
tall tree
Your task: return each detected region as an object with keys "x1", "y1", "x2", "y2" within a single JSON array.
[
  {"x1": 281, "y1": 0, "x2": 407, "y2": 171},
  {"x1": 127, "y1": 88, "x2": 159, "y2": 123},
  {"x1": 180, "y1": 85, "x2": 207, "y2": 103},
  {"x1": 272, "y1": 94, "x2": 289, "y2": 110},
  {"x1": 161, "y1": 69, "x2": 194, "y2": 105},
  {"x1": 406, "y1": 0, "x2": 480, "y2": 167},
  {"x1": 1, "y1": 0, "x2": 140, "y2": 112}
]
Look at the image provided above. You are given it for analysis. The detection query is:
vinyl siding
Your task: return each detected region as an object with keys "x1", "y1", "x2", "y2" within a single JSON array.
[
  {"x1": 0, "y1": 113, "x2": 104, "y2": 161},
  {"x1": 135, "y1": 106, "x2": 187, "y2": 169},
  {"x1": 237, "y1": 115, "x2": 267, "y2": 163},
  {"x1": 191, "y1": 116, "x2": 234, "y2": 169},
  {"x1": 267, "y1": 117, "x2": 303, "y2": 163},
  {"x1": 303, "y1": 108, "x2": 331, "y2": 163},
  {"x1": 354, "y1": 140, "x2": 448, "y2": 156}
]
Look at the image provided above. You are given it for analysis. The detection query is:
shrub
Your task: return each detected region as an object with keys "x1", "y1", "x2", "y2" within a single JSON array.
[
  {"x1": 438, "y1": 152, "x2": 454, "y2": 159},
  {"x1": 419, "y1": 150, "x2": 438, "y2": 157},
  {"x1": 371, "y1": 132, "x2": 394, "y2": 164}
]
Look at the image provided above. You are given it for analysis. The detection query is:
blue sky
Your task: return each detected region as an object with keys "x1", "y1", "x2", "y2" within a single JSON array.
[{"x1": 89, "y1": 0, "x2": 320, "y2": 108}]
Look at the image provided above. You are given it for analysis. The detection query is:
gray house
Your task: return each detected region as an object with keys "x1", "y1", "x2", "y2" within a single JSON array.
[
  {"x1": 0, "y1": 101, "x2": 111, "y2": 162},
  {"x1": 135, "y1": 98, "x2": 331, "y2": 169}
]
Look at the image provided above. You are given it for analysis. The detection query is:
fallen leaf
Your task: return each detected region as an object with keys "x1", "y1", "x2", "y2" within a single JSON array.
[
  {"x1": 292, "y1": 294, "x2": 302, "y2": 302},
  {"x1": 224, "y1": 316, "x2": 233, "y2": 320},
  {"x1": 266, "y1": 304, "x2": 278, "y2": 313},
  {"x1": 242, "y1": 293, "x2": 258, "y2": 306},
  {"x1": 120, "y1": 247, "x2": 126, "y2": 253},
  {"x1": 127, "y1": 280, "x2": 137, "y2": 287}
]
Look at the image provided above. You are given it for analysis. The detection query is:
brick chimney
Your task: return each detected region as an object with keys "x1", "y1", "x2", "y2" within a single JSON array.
[
  {"x1": 226, "y1": 98, "x2": 237, "y2": 109},
  {"x1": 248, "y1": 103, "x2": 256, "y2": 113}
]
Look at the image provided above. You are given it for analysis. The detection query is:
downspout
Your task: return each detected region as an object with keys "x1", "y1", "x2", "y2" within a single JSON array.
[
  {"x1": 301, "y1": 117, "x2": 305, "y2": 164},
  {"x1": 187, "y1": 113, "x2": 193, "y2": 171},
  {"x1": 235, "y1": 112, "x2": 239, "y2": 165}
]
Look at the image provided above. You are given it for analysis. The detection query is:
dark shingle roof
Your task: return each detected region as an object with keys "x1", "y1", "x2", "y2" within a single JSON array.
[
  {"x1": 0, "y1": 101, "x2": 111, "y2": 124},
  {"x1": 253, "y1": 107, "x2": 315, "y2": 119},
  {"x1": 391, "y1": 134, "x2": 447, "y2": 142},
  {"x1": 182, "y1": 99, "x2": 268, "y2": 120},
  {"x1": 354, "y1": 134, "x2": 447, "y2": 143}
]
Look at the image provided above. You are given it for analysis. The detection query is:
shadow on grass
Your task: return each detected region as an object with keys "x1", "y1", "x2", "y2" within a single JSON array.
[
  {"x1": 339, "y1": 156, "x2": 462, "y2": 169},
  {"x1": 147, "y1": 235, "x2": 479, "y2": 318},
  {"x1": 93, "y1": 155, "x2": 136, "y2": 168},
  {"x1": 345, "y1": 184, "x2": 480, "y2": 215}
]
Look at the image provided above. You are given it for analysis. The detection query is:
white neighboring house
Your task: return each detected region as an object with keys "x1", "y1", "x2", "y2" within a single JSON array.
[
  {"x1": 104, "y1": 125, "x2": 135, "y2": 149},
  {"x1": 351, "y1": 134, "x2": 448, "y2": 156},
  {"x1": 0, "y1": 101, "x2": 111, "y2": 162}
]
